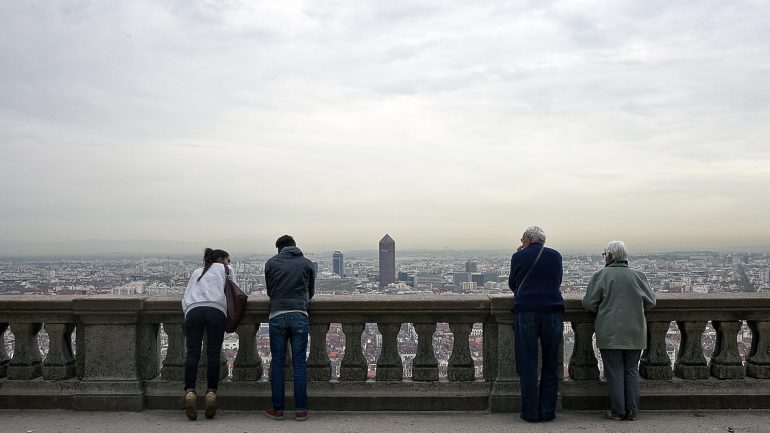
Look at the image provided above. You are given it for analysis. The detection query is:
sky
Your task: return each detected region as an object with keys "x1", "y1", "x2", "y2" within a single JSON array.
[{"x1": 1, "y1": 0, "x2": 769, "y2": 255}]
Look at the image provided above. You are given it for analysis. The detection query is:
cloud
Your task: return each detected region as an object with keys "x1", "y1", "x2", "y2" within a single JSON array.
[{"x1": 0, "y1": 0, "x2": 769, "y2": 252}]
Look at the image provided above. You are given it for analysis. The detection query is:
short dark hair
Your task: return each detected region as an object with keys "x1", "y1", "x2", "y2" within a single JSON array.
[{"x1": 275, "y1": 235, "x2": 296, "y2": 251}]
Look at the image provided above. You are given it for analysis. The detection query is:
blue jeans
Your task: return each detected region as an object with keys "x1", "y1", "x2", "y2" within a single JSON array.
[
  {"x1": 600, "y1": 349, "x2": 642, "y2": 417},
  {"x1": 514, "y1": 311, "x2": 563, "y2": 422},
  {"x1": 184, "y1": 306, "x2": 227, "y2": 391},
  {"x1": 269, "y1": 312, "x2": 309, "y2": 411}
]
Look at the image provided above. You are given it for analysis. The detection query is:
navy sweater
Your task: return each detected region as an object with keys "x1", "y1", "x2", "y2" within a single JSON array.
[
  {"x1": 265, "y1": 246, "x2": 315, "y2": 313},
  {"x1": 508, "y1": 243, "x2": 564, "y2": 314}
]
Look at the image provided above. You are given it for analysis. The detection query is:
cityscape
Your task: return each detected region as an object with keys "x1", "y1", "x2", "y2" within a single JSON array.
[{"x1": 2, "y1": 235, "x2": 769, "y2": 381}]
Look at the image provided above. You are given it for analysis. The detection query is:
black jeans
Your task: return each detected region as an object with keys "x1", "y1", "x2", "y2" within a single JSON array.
[{"x1": 184, "y1": 306, "x2": 227, "y2": 391}]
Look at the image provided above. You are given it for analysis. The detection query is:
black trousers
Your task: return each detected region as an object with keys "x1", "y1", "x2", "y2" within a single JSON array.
[{"x1": 184, "y1": 306, "x2": 226, "y2": 391}]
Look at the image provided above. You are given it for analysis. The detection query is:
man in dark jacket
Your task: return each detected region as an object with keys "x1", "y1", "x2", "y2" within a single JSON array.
[
  {"x1": 508, "y1": 226, "x2": 564, "y2": 423},
  {"x1": 264, "y1": 235, "x2": 315, "y2": 421}
]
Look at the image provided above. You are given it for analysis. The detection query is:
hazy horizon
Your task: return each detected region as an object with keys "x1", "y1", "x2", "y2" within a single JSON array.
[
  {"x1": 2, "y1": 1, "x2": 769, "y2": 254},
  {"x1": 0, "y1": 237, "x2": 767, "y2": 258}
]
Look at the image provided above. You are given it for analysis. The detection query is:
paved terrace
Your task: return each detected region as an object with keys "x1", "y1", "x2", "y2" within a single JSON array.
[{"x1": 3, "y1": 410, "x2": 770, "y2": 433}]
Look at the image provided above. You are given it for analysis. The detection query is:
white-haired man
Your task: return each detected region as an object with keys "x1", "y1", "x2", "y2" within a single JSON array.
[
  {"x1": 508, "y1": 226, "x2": 564, "y2": 422},
  {"x1": 582, "y1": 240, "x2": 656, "y2": 421}
]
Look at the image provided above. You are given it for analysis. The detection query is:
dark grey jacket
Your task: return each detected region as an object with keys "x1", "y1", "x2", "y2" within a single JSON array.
[{"x1": 265, "y1": 246, "x2": 315, "y2": 313}]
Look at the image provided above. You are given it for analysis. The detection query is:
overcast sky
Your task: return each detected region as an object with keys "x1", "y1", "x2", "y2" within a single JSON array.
[{"x1": 1, "y1": 0, "x2": 769, "y2": 255}]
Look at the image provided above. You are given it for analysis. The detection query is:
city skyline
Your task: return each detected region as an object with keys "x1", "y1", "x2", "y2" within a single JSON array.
[{"x1": 1, "y1": 2, "x2": 769, "y2": 253}]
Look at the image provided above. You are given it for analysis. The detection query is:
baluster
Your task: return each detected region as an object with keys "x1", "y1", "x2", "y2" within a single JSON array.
[
  {"x1": 75, "y1": 321, "x2": 85, "y2": 380},
  {"x1": 483, "y1": 322, "x2": 497, "y2": 382},
  {"x1": 8, "y1": 323, "x2": 43, "y2": 380},
  {"x1": 0, "y1": 323, "x2": 9, "y2": 378},
  {"x1": 568, "y1": 321, "x2": 599, "y2": 380},
  {"x1": 709, "y1": 321, "x2": 744, "y2": 379},
  {"x1": 640, "y1": 321, "x2": 673, "y2": 380},
  {"x1": 674, "y1": 321, "x2": 709, "y2": 379},
  {"x1": 339, "y1": 323, "x2": 367, "y2": 381},
  {"x1": 376, "y1": 323, "x2": 403, "y2": 381},
  {"x1": 448, "y1": 322, "x2": 474, "y2": 381},
  {"x1": 161, "y1": 323, "x2": 185, "y2": 381},
  {"x1": 496, "y1": 321, "x2": 516, "y2": 382},
  {"x1": 747, "y1": 320, "x2": 770, "y2": 379},
  {"x1": 307, "y1": 321, "x2": 331, "y2": 381},
  {"x1": 137, "y1": 322, "x2": 160, "y2": 380},
  {"x1": 233, "y1": 322, "x2": 261, "y2": 381},
  {"x1": 412, "y1": 323, "x2": 438, "y2": 381},
  {"x1": 42, "y1": 323, "x2": 76, "y2": 380}
]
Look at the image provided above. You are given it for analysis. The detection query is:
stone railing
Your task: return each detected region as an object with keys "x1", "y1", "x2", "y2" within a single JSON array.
[{"x1": 1, "y1": 294, "x2": 770, "y2": 411}]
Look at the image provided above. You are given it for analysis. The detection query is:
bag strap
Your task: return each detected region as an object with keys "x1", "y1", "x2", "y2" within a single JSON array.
[
  {"x1": 516, "y1": 244, "x2": 545, "y2": 293},
  {"x1": 223, "y1": 262, "x2": 233, "y2": 285}
]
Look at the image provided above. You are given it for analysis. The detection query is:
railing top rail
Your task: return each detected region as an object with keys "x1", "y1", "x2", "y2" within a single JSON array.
[{"x1": 2, "y1": 293, "x2": 770, "y2": 322}]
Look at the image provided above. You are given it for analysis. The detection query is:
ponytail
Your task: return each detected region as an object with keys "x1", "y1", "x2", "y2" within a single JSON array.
[{"x1": 198, "y1": 248, "x2": 229, "y2": 281}]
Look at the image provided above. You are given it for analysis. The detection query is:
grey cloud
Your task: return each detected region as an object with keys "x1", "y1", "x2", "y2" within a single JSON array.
[{"x1": 1, "y1": 0, "x2": 769, "y2": 250}]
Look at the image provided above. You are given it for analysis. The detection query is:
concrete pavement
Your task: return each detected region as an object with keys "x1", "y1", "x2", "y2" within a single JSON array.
[{"x1": 2, "y1": 410, "x2": 769, "y2": 433}]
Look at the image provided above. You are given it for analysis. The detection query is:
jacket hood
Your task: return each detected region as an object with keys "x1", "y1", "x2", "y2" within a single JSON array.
[{"x1": 279, "y1": 246, "x2": 304, "y2": 256}]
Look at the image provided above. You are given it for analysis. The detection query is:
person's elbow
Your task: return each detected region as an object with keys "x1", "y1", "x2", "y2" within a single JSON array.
[{"x1": 581, "y1": 298, "x2": 598, "y2": 313}]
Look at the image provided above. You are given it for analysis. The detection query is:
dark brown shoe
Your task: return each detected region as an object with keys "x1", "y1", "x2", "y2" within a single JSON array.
[
  {"x1": 184, "y1": 391, "x2": 197, "y2": 421},
  {"x1": 603, "y1": 411, "x2": 624, "y2": 421},
  {"x1": 204, "y1": 391, "x2": 217, "y2": 419},
  {"x1": 265, "y1": 408, "x2": 284, "y2": 420},
  {"x1": 295, "y1": 410, "x2": 310, "y2": 421}
]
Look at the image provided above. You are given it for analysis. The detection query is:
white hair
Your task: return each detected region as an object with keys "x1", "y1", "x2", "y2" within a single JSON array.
[
  {"x1": 605, "y1": 240, "x2": 628, "y2": 261},
  {"x1": 523, "y1": 226, "x2": 546, "y2": 244}
]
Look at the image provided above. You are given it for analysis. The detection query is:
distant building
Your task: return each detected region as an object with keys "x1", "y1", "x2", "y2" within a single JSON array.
[
  {"x1": 482, "y1": 271, "x2": 500, "y2": 284},
  {"x1": 453, "y1": 272, "x2": 470, "y2": 285},
  {"x1": 311, "y1": 261, "x2": 319, "y2": 275},
  {"x1": 379, "y1": 234, "x2": 395, "y2": 288},
  {"x1": 471, "y1": 273, "x2": 484, "y2": 286},
  {"x1": 465, "y1": 261, "x2": 478, "y2": 273},
  {"x1": 333, "y1": 251, "x2": 344, "y2": 276}
]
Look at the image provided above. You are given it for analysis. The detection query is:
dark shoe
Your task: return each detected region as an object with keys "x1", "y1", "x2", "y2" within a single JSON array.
[
  {"x1": 624, "y1": 410, "x2": 637, "y2": 421},
  {"x1": 603, "y1": 411, "x2": 624, "y2": 421},
  {"x1": 204, "y1": 391, "x2": 217, "y2": 419},
  {"x1": 295, "y1": 410, "x2": 310, "y2": 421},
  {"x1": 184, "y1": 390, "x2": 197, "y2": 421},
  {"x1": 265, "y1": 408, "x2": 284, "y2": 420},
  {"x1": 520, "y1": 415, "x2": 540, "y2": 423}
]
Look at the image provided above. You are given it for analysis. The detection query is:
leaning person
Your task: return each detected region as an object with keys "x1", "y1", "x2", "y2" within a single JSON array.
[
  {"x1": 508, "y1": 226, "x2": 564, "y2": 422},
  {"x1": 181, "y1": 248, "x2": 235, "y2": 420},
  {"x1": 264, "y1": 235, "x2": 315, "y2": 421},
  {"x1": 582, "y1": 240, "x2": 656, "y2": 421}
]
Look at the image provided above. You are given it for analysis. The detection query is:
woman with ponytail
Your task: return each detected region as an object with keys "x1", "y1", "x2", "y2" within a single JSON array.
[{"x1": 181, "y1": 247, "x2": 235, "y2": 421}]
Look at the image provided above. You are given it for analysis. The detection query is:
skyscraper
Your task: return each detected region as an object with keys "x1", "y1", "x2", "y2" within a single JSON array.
[
  {"x1": 465, "y1": 260, "x2": 478, "y2": 273},
  {"x1": 332, "y1": 250, "x2": 344, "y2": 276},
  {"x1": 379, "y1": 234, "x2": 395, "y2": 288}
]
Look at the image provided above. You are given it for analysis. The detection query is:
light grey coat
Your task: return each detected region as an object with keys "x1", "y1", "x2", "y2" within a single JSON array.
[{"x1": 582, "y1": 262, "x2": 656, "y2": 350}]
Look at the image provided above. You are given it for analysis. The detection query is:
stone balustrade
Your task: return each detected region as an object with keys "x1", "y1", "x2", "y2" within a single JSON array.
[{"x1": 1, "y1": 293, "x2": 770, "y2": 411}]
